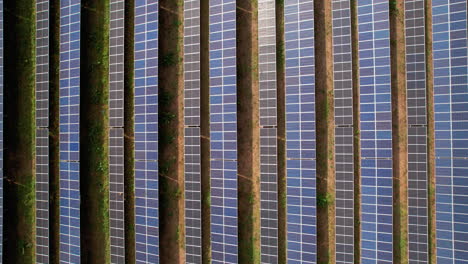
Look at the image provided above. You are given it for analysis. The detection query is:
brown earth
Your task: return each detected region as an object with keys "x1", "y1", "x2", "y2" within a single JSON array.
[
  {"x1": 275, "y1": 0, "x2": 288, "y2": 263},
  {"x1": 158, "y1": 0, "x2": 186, "y2": 262},
  {"x1": 200, "y1": 0, "x2": 212, "y2": 262},
  {"x1": 124, "y1": 0, "x2": 136, "y2": 263},
  {"x1": 236, "y1": 0, "x2": 261, "y2": 263},
  {"x1": 49, "y1": 0, "x2": 61, "y2": 263},
  {"x1": 314, "y1": 0, "x2": 336, "y2": 263},
  {"x1": 424, "y1": 0, "x2": 436, "y2": 263},
  {"x1": 80, "y1": 0, "x2": 111, "y2": 262},
  {"x1": 3, "y1": 0, "x2": 37, "y2": 262}
]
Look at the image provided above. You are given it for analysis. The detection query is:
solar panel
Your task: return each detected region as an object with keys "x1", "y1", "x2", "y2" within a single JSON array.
[
  {"x1": 432, "y1": 0, "x2": 468, "y2": 262},
  {"x1": 357, "y1": 0, "x2": 393, "y2": 263},
  {"x1": 284, "y1": 0, "x2": 317, "y2": 262},
  {"x1": 134, "y1": 0, "x2": 159, "y2": 262},
  {"x1": 36, "y1": 1, "x2": 50, "y2": 262},
  {"x1": 184, "y1": 0, "x2": 202, "y2": 262},
  {"x1": 258, "y1": 0, "x2": 278, "y2": 262},
  {"x1": 209, "y1": 0, "x2": 238, "y2": 262},
  {"x1": 260, "y1": 128, "x2": 278, "y2": 263},
  {"x1": 109, "y1": 128, "x2": 125, "y2": 263},
  {"x1": 331, "y1": 1, "x2": 354, "y2": 263},
  {"x1": 36, "y1": 0, "x2": 49, "y2": 128},
  {"x1": 184, "y1": 127, "x2": 202, "y2": 263},
  {"x1": 110, "y1": 0, "x2": 125, "y2": 128},
  {"x1": 36, "y1": 129, "x2": 49, "y2": 264},
  {"x1": 0, "y1": 0, "x2": 3, "y2": 258},
  {"x1": 109, "y1": 0, "x2": 125, "y2": 262},
  {"x1": 184, "y1": 0, "x2": 200, "y2": 127},
  {"x1": 59, "y1": 0, "x2": 81, "y2": 262},
  {"x1": 405, "y1": 1, "x2": 429, "y2": 263}
]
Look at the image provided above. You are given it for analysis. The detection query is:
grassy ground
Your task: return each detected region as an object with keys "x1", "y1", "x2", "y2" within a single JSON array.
[
  {"x1": 236, "y1": 0, "x2": 261, "y2": 263},
  {"x1": 314, "y1": 0, "x2": 336, "y2": 263},
  {"x1": 158, "y1": 0, "x2": 186, "y2": 262},
  {"x1": 124, "y1": 0, "x2": 136, "y2": 263},
  {"x1": 275, "y1": 0, "x2": 287, "y2": 263},
  {"x1": 424, "y1": 0, "x2": 436, "y2": 263},
  {"x1": 389, "y1": 1, "x2": 409, "y2": 263},
  {"x1": 48, "y1": 0, "x2": 61, "y2": 263},
  {"x1": 3, "y1": 0, "x2": 37, "y2": 262},
  {"x1": 350, "y1": 0, "x2": 362, "y2": 262},
  {"x1": 79, "y1": 0, "x2": 110, "y2": 262},
  {"x1": 199, "y1": 0, "x2": 212, "y2": 262}
]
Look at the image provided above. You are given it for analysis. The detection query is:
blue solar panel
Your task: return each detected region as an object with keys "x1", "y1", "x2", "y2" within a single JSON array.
[
  {"x1": 332, "y1": 0, "x2": 355, "y2": 263},
  {"x1": 109, "y1": 0, "x2": 125, "y2": 262},
  {"x1": 284, "y1": 0, "x2": 317, "y2": 262},
  {"x1": 405, "y1": 1, "x2": 429, "y2": 263},
  {"x1": 0, "y1": 0, "x2": 3, "y2": 259},
  {"x1": 258, "y1": 0, "x2": 279, "y2": 262},
  {"x1": 59, "y1": 162, "x2": 80, "y2": 263},
  {"x1": 209, "y1": 0, "x2": 238, "y2": 262},
  {"x1": 184, "y1": 127, "x2": 202, "y2": 264},
  {"x1": 59, "y1": 0, "x2": 81, "y2": 262},
  {"x1": 357, "y1": 0, "x2": 393, "y2": 263},
  {"x1": 134, "y1": 0, "x2": 159, "y2": 262},
  {"x1": 36, "y1": 1, "x2": 50, "y2": 262},
  {"x1": 184, "y1": 0, "x2": 202, "y2": 262},
  {"x1": 432, "y1": 0, "x2": 468, "y2": 262}
]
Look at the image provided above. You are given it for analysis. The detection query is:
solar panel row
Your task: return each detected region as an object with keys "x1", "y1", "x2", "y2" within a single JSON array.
[
  {"x1": 405, "y1": 1, "x2": 429, "y2": 263},
  {"x1": 357, "y1": 1, "x2": 393, "y2": 263},
  {"x1": 59, "y1": 0, "x2": 81, "y2": 262},
  {"x1": 209, "y1": 1, "x2": 238, "y2": 263},
  {"x1": 332, "y1": 1, "x2": 355, "y2": 263},
  {"x1": 258, "y1": 0, "x2": 279, "y2": 263},
  {"x1": 284, "y1": 0, "x2": 317, "y2": 263},
  {"x1": 109, "y1": 0, "x2": 125, "y2": 262},
  {"x1": 184, "y1": 0, "x2": 202, "y2": 263},
  {"x1": 432, "y1": 0, "x2": 468, "y2": 262},
  {"x1": 35, "y1": 0, "x2": 50, "y2": 263},
  {"x1": 134, "y1": 1, "x2": 159, "y2": 262}
]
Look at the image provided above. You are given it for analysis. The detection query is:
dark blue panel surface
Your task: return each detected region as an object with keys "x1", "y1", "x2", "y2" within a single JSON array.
[
  {"x1": 357, "y1": 0, "x2": 393, "y2": 263},
  {"x1": 332, "y1": 0, "x2": 355, "y2": 263},
  {"x1": 184, "y1": 1, "x2": 202, "y2": 263},
  {"x1": 405, "y1": 1, "x2": 429, "y2": 262},
  {"x1": 209, "y1": 0, "x2": 238, "y2": 263},
  {"x1": 59, "y1": 1, "x2": 81, "y2": 262},
  {"x1": 134, "y1": 1, "x2": 159, "y2": 263},
  {"x1": 36, "y1": 0, "x2": 50, "y2": 263},
  {"x1": 284, "y1": 0, "x2": 317, "y2": 262},
  {"x1": 259, "y1": 0, "x2": 279, "y2": 263},
  {"x1": 109, "y1": 0, "x2": 125, "y2": 262},
  {"x1": 433, "y1": 0, "x2": 468, "y2": 262}
]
